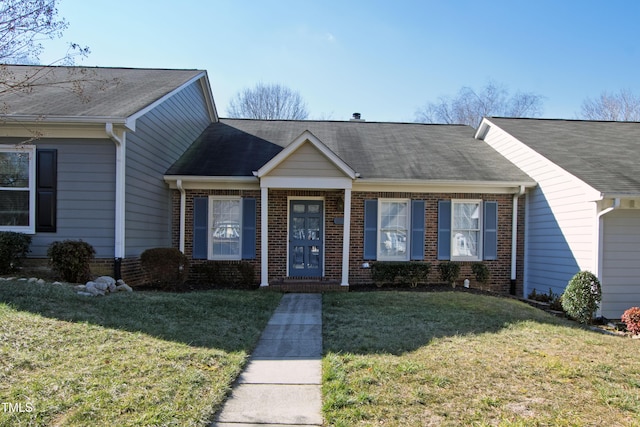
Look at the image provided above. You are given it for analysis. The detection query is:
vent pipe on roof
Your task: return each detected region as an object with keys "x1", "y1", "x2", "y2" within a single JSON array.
[{"x1": 350, "y1": 112, "x2": 364, "y2": 121}]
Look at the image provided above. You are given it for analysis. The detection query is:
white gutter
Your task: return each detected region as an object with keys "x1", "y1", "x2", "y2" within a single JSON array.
[
  {"x1": 176, "y1": 179, "x2": 186, "y2": 253},
  {"x1": 105, "y1": 123, "x2": 126, "y2": 260},
  {"x1": 511, "y1": 185, "x2": 526, "y2": 288}
]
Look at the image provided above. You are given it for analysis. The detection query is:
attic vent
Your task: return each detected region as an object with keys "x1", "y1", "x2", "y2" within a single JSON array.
[{"x1": 350, "y1": 112, "x2": 364, "y2": 121}]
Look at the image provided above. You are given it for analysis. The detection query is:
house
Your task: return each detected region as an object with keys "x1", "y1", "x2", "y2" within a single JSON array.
[
  {"x1": 164, "y1": 118, "x2": 536, "y2": 291},
  {"x1": 476, "y1": 117, "x2": 640, "y2": 318},
  {"x1": 0, "y1": 65, "x2": 536, "y2": 291},
  {"x1": 0, "y1": 65, "x2": 216, "y2": 282}
]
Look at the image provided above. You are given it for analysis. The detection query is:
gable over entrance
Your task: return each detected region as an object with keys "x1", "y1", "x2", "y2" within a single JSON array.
[{"x1": 255, "y1": 130, "x2": 357, "y2": 189}]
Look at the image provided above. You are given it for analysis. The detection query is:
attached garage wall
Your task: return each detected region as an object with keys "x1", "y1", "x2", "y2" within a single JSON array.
[{"x1": 601, "y1": 208, "x2": 640, "y2": 319}]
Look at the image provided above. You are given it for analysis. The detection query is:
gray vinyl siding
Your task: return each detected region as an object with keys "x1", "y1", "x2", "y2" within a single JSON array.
[
  {"x1": 31, "y1": 139, "x2": 116, "y2": 258},
  {"x1": 601, "y1": 209, "x2": 640, "y2": 319},
  {"x1": 124, "y1": 81, "x2": 211, "y2": 257}
]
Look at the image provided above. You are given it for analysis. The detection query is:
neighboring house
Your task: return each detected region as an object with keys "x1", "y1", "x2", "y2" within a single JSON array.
[
  {"x1": 0, "y1": 65, "x2": 216, "y2": 282},
  {"x1": 476, "y1": 117, "x2": 640, "y2": 318},
  {"x1": 164, "y1": 118, "x2": 536, "y2": 291}
]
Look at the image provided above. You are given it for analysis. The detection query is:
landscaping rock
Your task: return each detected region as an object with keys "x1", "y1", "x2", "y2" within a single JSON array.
[
  {"x1": 36, "y1": 278, "x2": 46, "y2": 285},
  {"x1": 95, "y1": 276, "x2": 117, "y2": 292},
  {"x1": 116, "y1": 283, "x2": 133, "y2": 292},
  {"x1": 85, "y1": 281, "x2": 106, "y2": 296}
]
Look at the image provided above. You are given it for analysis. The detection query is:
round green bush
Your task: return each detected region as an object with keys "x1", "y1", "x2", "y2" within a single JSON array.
[
  {"x1": 140, "y1": 247, "x2": 189, "y2": 290},
  {"x1": 561, "y1": 271, "x2": 601, "y2": 324},
  {"x1": 47, "y1": 240, "x2": 96, "y2": 283}
]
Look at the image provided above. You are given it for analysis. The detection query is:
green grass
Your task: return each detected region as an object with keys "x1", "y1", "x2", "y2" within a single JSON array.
[
  {"x1": 0, "y1": 280, "x2": 282, "y2": 426},
  {"x1": 323, "y1": 292, "x2": 640, "y2": 427}
]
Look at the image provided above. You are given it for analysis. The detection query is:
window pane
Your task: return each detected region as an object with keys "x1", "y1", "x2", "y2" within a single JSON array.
[
  {"x1": 453, "y1": 203, "x2": 479, "y2": 229},
  {"x1": 0, "y1": 191, "x2": 29, "y2": 226},
  {"x1": 452, "y1": 230, "x2": 479, "y2": 257},
  {"x1": 211, "y1": 199, "x2": 241, "y2": 258},
  {"x1": 379, "y1": 201, "x2": 408, "y2": 258},
  {"x1": 0, "y1": 152, "x2": 29, "y2": 188}
]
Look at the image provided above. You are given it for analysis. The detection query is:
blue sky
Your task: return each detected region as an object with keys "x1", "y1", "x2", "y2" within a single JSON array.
[{"x1": 40, "y1": 0, "x2": 640, "y2": 123}]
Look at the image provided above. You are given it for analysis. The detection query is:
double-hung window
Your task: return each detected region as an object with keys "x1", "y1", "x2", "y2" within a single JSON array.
[
  {"x1": 378, "y1": 199, "x2": 410, "y2": 261},
  {"x1": 451, "y1": 199, "x2": 482, "y2": 260},
  {"x1": 209, "y1": 197, "x2": 242, "y2": 260},
  {"x1": 0, "y1": 145, "x2": 35, "y2": 233}
]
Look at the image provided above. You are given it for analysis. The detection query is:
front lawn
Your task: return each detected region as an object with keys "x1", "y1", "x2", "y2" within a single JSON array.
[
  {"x1": 0, "y1": 280, "x2": 281, "y2": 426},
  {"x1": 323, "y1": 292, "x2": 640, "y2": 426}
]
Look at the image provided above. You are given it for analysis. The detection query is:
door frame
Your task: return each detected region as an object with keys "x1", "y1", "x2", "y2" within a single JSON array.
[{"x1": 287, "y1": 196, "x2": 325, "y2": 277}]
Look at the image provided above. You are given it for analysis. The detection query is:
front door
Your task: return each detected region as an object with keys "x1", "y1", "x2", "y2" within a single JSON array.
[{"x1": 289, "y1": 200, "x2": 323, "y2": 277}]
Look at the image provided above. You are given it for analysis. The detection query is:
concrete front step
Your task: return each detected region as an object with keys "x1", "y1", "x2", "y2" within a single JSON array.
[{"x1": 264, "y1": 279, "x2": 347, "y2": 293}]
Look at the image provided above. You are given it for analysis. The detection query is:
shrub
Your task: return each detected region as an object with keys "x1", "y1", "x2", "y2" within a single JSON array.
[
  {"x1": 237, "y1": 262, "x2": 256, "y2": 285},
  {"x1": 371, "y1": 262, "x2": 431, "y2": 287},
  {"x1": 47, "y1": 240, "x2": 95, "y2": 283},
  {"x1": 404, "y1": 262, "x2": 431, "y2": 288},
  {"x1": 438, "y1": 262, "x2": 460, "y2": 287},
  {"x1": 561, "y1": 271, "x2": 602, "y2": 324},
  {"x1": 0, "y1": 232, "x2": 32, "y2": 274},
  {"x1": 471, "y1": 263, "x2": 490, "y2": 285},
  {"x1": 621, "y1": 307, "x2": 640, "y2": 335},
  {"x1": 140, "y1": 247, "x2": 189, "y2": 290},
  {"x1": 528, "y1": 287, "x2": 563, "y2": 312}
]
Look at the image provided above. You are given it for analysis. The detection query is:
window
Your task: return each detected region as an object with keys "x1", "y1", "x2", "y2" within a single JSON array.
[
  {"x1": 378, "y1": 199, "x2": 410, "y2": 260},
  {"x1": 451, "y1": 200, "x2": 482, "y2": 260},
  {"x1": 0, "y1": 146, "x2": 35, "y2": 233},
  {"x1": 209, "y1": 197, "x2": 242, "y2": 260}
]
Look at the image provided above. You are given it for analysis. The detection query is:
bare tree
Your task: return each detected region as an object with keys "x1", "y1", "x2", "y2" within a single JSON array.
[
  {"x1": 0, "y1": 0, "x2": 92, "y2": 103},
  {"x1": 579, "y1": 89, "x2": 640, "y2": 121},
  {"x1": 415, "y1": 81, "x2": 544, "y2": 127},
  {"x1": 0, "y1": 0, "x2": 89, "y2": 65},
  {"x1": 227, "y1": 83, "x2": 309, "y2": 120}
]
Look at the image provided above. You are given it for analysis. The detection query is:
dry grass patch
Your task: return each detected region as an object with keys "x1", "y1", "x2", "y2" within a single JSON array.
[
  {"x1": 0, "y1": 280, "x2": 281, "y2": 426},
  {"x1": 323, "y1": 292, "x2": 640, "y2": 426}
]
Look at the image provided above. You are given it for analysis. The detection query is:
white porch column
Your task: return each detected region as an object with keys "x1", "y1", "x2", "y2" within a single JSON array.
[
  {"x1": 341, "y1": 188, "x2": 352, "y2": 286},
  {"x1": 260, "y1": 186, "x2": 269, "y2": 287}
]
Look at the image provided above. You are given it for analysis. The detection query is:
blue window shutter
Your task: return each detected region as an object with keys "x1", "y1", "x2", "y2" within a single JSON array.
[
  {"x1": 437, "y1": 200, "x2": 451, "y2": 260},
  {"x1": 193, "y1": 197, "x2": 208, "y2": 259},
  {"x1": 363, "y1": 199, "x2": 378, "y2": 260},
  {"x1": 410, "y1": 200, "x2": 425, "y2": 260},
  {"x1": 241, "y1": 198, "x2": 256, "y2": 259},
  {"x1": 484, "y1": 201, "x2": 498, "y2": 260}
]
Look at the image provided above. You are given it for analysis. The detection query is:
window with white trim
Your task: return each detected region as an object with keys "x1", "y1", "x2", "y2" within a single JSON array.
[
  {"x1": 208, "y1": 197, "x2": 242, "y2": 260},
  {"x1": 451, "y1": 199, "x2": 482, "y2": 261},
  {"x1": 378, "y1": 199, "x2": 410, "y2": 261},
  {"x1": 0, "y1": 145, "x2": 35, "y2": 233}
]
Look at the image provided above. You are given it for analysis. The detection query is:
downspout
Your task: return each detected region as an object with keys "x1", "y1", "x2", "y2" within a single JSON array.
[
  {"x1": 511, "y1": 185, "x2": 526, "y2": 295},
  {"x1": 176, "y1": 179, "x2": 186, "y2": 253},
  {"x1": 106, "y1": 123, "x2": 126, "y2": 279}
]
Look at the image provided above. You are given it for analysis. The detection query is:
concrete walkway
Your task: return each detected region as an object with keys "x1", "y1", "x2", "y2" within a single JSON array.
[{"x1": 213, "y1": 293, "x2": 323, "y2": 427}]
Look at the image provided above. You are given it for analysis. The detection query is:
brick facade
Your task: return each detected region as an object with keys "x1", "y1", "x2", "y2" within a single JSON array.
[{"x1": 173, "y1": 188, "x2": 526, "y2": 295}]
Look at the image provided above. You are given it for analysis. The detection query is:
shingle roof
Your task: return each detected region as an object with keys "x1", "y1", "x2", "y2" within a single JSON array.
[
  {"x1": 167, "y1": 118, "x2": 534, "y2": 183},
  {"x1": 0, "y1": 65, "x2": 205, "y2": 119},
  {"x1": 486, "y1": 117, "x2": 640, "y2": 195}
]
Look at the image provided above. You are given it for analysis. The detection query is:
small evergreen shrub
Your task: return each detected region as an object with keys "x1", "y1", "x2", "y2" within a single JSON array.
[
  {"x1": 621, "y1": 307, "x2": 640, "y2": 335},
  {"x1": 527, "y1": 287, "x2": 563, "y2": 311},
  {"x1": 0, "y1": 231, "x2": 32, "y2": 274},
  {"x1": 140, "y1": 248, "x2": 189, "y2": 290},
  {"x1": 561, "y1": 271, "x2": 602, "y2": 324},
  {"x1": 438, "y1": 262, "x2": 460, "y2": 287},
  {"x1": 404, "y1": 262, "x2": 431, "y2": 288},
  {"x1": 237, "y1": 262, "x2": 256, "y2": 285},
  {"x1": 471, "y1": 262, "x2": 490, "y2": 285},
  {"x1": 47, "y1": 240, "x2": 96, "y2": 283},
  {"x1": 371, "y1": 262, "x2": 431, "y2": 287}
]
